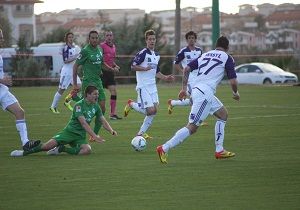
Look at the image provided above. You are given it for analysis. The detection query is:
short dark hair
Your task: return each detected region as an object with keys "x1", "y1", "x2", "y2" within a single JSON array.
[
  {"x1": 215, "y1": 36, "x2": 229, "y2": 50},
  {"x1": 89, "y1": 30, "x2": 98, "y2": 39},
  {"x1": 64, "y1": 32, "x2": 73, "y2": 43},
  {"x1": 145, "y1": 29, "x2": 156, "y2": 40},
  {"x1": 185, "y1": 31, "x2": 197, "y2": 40},
  {"x1": 85, "y1": 85, "x2": 98, "y2": 96}
]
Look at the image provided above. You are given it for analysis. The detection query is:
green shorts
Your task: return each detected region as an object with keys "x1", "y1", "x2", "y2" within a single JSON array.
[
  {"x1": 52, "y1": 129, "x2": 87, "y2": 148},
  {"x1": 82, "y1": 79, "x2": 106, "y2": 102}
]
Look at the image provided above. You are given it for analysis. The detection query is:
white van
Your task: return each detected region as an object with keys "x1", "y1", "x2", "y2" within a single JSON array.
[{"x1": 0, "y1": 43, "x2": 80, "y2": 78}]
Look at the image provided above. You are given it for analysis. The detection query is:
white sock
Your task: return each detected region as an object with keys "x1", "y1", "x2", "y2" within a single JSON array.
[
  {"x1": 171, "y1": 99, "x2": 190, "y2": 106},
  {"x1": 51, "y1": 92, "x2": 62, "y2": 108},
  {"x1": 131, "y1": 102, "x2": 146, "y2": 115},
  {"x1": 215, "y1": 120, "x2": 226, "y2": 152},
  {"x1": 16, "y1": 119, "x2": 29, "y2": 146},
  {"x1": 138, "y1": 115, "x2": 154, "y2": 135},
  {"x1": 162, "y1": 127, "x2": 190, "y2": 153}
]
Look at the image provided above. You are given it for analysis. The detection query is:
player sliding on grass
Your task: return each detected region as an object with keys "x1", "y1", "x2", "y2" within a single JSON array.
[
  {"x1": 124, "y1": 29, "x2": 175, "y2": 140},
  {"x1": 11, "y1": 85, "x2": 117, "y2": 157},
  {"x1": 157, "y1": 36, "x2": 240, "y2": 163}
]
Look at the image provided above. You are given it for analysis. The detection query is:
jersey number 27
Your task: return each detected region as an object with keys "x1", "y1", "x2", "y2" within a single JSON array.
[{"x1": 197, "y1": 58, "x2": 223, "y2": 76}]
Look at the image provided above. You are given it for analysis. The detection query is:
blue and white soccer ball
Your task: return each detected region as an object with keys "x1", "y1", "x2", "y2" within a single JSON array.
[{"x1": 131, "y1": 136, "x2": 147, "y2": 151}]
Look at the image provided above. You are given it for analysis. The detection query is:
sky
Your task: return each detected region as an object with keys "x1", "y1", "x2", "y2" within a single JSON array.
[{"x1": 34, "y1": 0, "x2": 300, "y2": 15}]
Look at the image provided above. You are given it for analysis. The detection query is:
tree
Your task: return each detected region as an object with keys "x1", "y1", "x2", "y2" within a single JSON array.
[
  {"x1": 108, "y1": 14, "x2": 173, "y2": 83},
  {"x1": 11, "y1": 36, "x2": 51, "y2": 86},
  {"x1": 34, "y1": 27, "x2": 69, "y2": 46},
  {"x1": 0, "y1": 15, "x2": 12, "y2": 47}
]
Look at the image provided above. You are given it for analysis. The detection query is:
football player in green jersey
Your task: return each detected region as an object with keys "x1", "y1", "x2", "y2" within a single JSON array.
[
  {"x1": 10, "y1": 85, "x2": 117, "y2": 157},
  {"x1": 73, "y1": 30, "x2": 107, "y2": 137}
]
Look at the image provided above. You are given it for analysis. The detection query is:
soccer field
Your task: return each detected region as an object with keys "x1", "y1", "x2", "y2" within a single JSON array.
[{"x1": 0, "y1": 84, "x2": 300, "y2": 210}]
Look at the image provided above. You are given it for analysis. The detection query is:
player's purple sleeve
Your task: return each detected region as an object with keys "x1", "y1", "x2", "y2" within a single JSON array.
[
  {"x1": 156, "y1": 66, "x2": 160, "y2": 73},
  {"x1": 174, "y1": 49, "x2": 185, "y2": 64},
  {"x1": 225, "y1": 55, "x2": 237, "y2": 79},
  {"x1": 62, "y1": 45, "x2": 69, "y2": 62},
  {"x1": 187, "y1": 58, "x2": 199, "y2": 71},
  {"x1": 132, "y1": 49, "x2": 146, "y2": 66}
]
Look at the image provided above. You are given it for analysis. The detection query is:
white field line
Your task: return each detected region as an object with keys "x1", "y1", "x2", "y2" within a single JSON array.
[{"x1": 1, "y1": 113, "x2": 300, "y2": 129}]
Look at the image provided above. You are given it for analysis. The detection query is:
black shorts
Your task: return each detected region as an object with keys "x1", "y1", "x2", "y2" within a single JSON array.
[{"x1": 101, "y1": 70, "x2": 116, "y2": 89}]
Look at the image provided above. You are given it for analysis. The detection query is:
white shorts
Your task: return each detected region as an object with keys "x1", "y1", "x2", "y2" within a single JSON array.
[
  {"x1": 59, "y1": 74, "x2": 81, "y2": 90},
  {"x1": 136, "y1": 87, "x2": 159, "y2": 109},
  {"x1": 188, "y1": 87, "x2": 223, "y2": 126},
  {"x1": 0, "y1": 88, "x2": 18, "y2": 110}
]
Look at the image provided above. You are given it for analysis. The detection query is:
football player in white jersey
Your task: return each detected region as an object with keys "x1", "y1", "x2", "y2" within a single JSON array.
[
  {"x1": 157, "y1": 36, "x2": 240, "y2": 163},
  {"x1": 49, "y1": 32, "x2": 81, "y2": 113},
  {"x1": 124, "y1": 30, "x2": 174, "y2": 140},
  {"x1": 168, "y1": 31, "x2": 202, "y2": 111},
  {"x1": 167, "y1": 31, "x2": 208, "y2": 126},
  {"x1": 0, "y1": 28, "x2": 40, "y2": 151}
]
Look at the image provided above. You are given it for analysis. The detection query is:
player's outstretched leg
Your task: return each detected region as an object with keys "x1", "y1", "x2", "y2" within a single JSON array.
[
  {"x1": 156, "y1": 145, "x2": 168, "y2": 164},
  {"x1": 167, "y1": 99, "x2": 174, "y2": 114},
  {"x1": 124, "y1": 99, "x2": 133, "y2": 117}
]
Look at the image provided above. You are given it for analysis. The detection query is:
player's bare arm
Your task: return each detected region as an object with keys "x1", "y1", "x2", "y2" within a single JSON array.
[
  {"x1": 131, "y1": 64, "x2": 151, "y2": 71},
  {"x1": 0, "y1": 77, "x2": 12, "y2": 86},
  {"x1": 178, "y1": 66, "x2": 191, "y2": 100},
  {"x1": 156, "y1": 72, "x2": 175, "y2": 81},
  {"x1": 229, "y1": 78, "x2": 240, "y2": 101},
  {"x1": 78, "y1": 116, "x2": 105, "y2": 143},
  {"x1": 174, "y1": 63, "x2": 184, "y2": 72},
  {"x1": 100, "y1": 116, "x2": 117, "y2": 136}
]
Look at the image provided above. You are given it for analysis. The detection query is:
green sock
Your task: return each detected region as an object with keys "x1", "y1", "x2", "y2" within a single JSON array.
[
  {"x1": 23, "y1": 144, "x2": 42, "y2": 156},
  {"x1": 62, "y1": 146, "x2": 81, "y2": 155}
]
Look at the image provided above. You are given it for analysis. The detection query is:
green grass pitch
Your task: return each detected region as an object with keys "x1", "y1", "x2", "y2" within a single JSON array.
[{"x1": 0, "y1": 84, "x2": 300, "y2": 210}]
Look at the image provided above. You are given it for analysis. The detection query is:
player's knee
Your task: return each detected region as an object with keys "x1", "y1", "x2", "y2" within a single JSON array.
[
  {"x1": 79, "y1": 144, "x2": 92, "y2": 155},
  {"x1": 15, "y1": 107, "x2": 25, "y2": 119},
  {"x1": 147, "y1": 108, "x2": 156, "y2": 115},
  {"x1": 186, "y1": 123, "x2": 198, "y2": 134}
]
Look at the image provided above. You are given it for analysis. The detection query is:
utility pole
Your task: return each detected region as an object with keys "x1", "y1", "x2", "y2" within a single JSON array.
[
  {"x1": 174, "y1": 0, "x2": 181, "y2": 75},
  {"x1": 212, "y1": 0, "x2": 220, "y2": 48}
]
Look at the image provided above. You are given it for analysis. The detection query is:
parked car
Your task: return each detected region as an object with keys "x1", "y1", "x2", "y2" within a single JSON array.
[{"x1": 235, "y1": 62, "x2": 298, "y2": 84}]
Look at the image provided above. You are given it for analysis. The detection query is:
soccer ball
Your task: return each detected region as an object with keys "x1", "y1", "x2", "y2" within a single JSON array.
[{"x1": 131, "y1": 136, "x2": 147, "y2": 151}]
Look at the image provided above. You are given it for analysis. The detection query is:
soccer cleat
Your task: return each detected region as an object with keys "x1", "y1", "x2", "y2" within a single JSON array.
[
  {"x1": 50, "y1": 107, "x2": 60, "y2": 114},
  {"x1": 47, "y1": 145, "x2": 65, "y2": 155},
  {"x1": 142, "y1": 133, "x2": 153, "y2": 140},
  {"x1": 156, "y1": 145, "x2": 168, "y2": 164},
  {"x1": 64, "y1": 101, "x2": 73, "y2": 112},
  {"x1": 47, "y1": 147, "x2": 60, "y2": 155},
  {"x1": 124, "y1": 99, "x2": 133, "y2": 117},
  {"x1": 200, "y1": 121, "x2": 208, "y2": 126},
  {"x1": 10, "y1": 150, "x2": 24, "y2": 157},
  {"x1": 215, "y1": 150, "x2": 236, "y2": 159},
  {"x1": 22, "y1": 140, "x2": 41, "y2": 151},
  {"x1": 110, "y1": 114, "x2": 123, "y2": 120},
  {"x1": 167, "y1": 99, "x2": 173, "y2": 114}
]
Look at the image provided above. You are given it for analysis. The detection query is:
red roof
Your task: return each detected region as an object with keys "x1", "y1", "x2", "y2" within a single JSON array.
[
  {"x1": 266, "y1": 10, "x2": 300, "y2": 22},
  {"x1": 62, "y1": 18, "x2": 98, "y2": 29}
]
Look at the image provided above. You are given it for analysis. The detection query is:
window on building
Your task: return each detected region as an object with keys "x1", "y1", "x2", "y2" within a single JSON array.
[{"x1": 16, "y1": 5, "x2": 21, "y2": 11}]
